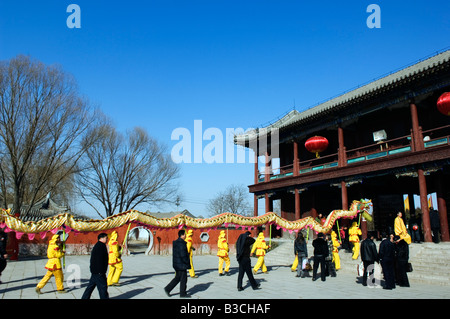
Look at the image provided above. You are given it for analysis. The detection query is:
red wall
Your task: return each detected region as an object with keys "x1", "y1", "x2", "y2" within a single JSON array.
[{"x1": 7, "y1": 223, "x2": 251, "y2": 258}]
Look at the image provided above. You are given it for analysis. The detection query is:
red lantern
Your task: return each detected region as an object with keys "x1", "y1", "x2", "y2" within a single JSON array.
[
  {"x1": 305, "y1": 136, "x2": 329, "y2": 158},
  {"x1": 437, "y1": 92, "x2": 450, "y2": 116}
]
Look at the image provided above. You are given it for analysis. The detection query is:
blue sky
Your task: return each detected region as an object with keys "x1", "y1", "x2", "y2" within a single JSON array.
[{"x1": 0, "y1": 1, "x2": 449, "y2": 217}]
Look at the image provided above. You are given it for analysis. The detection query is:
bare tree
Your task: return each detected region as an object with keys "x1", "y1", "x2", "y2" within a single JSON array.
[
  {"x1": 77, "y1": 125, "x2": 180, "y2": 218},
  {"x1": 207, "y1": 184, "x2": 252, "y2": 217},
  {"x1": 0, "y1": 55, "x2": 100, "y2": 214}
]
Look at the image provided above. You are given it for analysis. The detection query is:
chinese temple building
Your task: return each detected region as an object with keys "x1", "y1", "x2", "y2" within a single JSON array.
[{"x1": 235, "y1": 49, "x2": 450, "y2": 242}]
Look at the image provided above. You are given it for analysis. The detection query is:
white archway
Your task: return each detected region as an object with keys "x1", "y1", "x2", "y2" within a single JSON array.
[{"x1": 126, "y1": 226, "x2": 154, "y2": 255}]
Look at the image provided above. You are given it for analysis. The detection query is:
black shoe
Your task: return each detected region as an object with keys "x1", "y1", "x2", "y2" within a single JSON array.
[
  {"x1": 180, "y1": 294, "x2": 191, "y2": 298},
  {"x1": 219, "y1": 273, "x2": 224, "y2": 276},
  {"x1": 252, "y1": 283, "x2": 261, "y2": 290},
  {"x1": 226, "y1": 272, "x2": 230, "y2": 276},
  {"x1": 164, "y1": 288, "x2": 171, "y2": 297},
  {"x1": 238, "y1": 287, "x2": 244, "y2": 291}
]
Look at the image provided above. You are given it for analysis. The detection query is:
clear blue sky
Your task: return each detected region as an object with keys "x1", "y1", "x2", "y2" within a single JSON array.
[{"x1": 1, "y1": 1, "x2": 449, "y2": 217}]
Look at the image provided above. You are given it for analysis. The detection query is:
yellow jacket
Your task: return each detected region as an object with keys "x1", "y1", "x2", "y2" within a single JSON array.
[
  {"x1": 349, "y1": 222, "x2": 361, "y2": 243},
  {"x1": 185, "y1": 230, "x2": 194, "y2": 255},
  {"x1": 395, "y1": 216, "x2": 412, "y2": 244},
  {"x1": 251, "y1": 232, "x2": 268, "y2": 257},
  {"x1": 217, "y1": 230, "x2": 229, "y2": 257},
  {"x1": 331, "y1": 231, "x2": 340, "y2": 253},
  {"x1": 108, "y1": 231, "x2": 122, "y2": 265},
  {"x1": 45, "y1": 234, "x2": 64, "y2": 271}
]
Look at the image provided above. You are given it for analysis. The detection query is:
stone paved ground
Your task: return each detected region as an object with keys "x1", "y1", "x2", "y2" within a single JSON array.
[{"x1": 1, "y1": 253, "x2": 449, "y2": 300}]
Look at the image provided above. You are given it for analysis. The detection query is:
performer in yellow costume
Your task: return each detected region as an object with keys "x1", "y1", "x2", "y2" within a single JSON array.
[
  {"x1": 217, "y1": 230, "x2": 231, "y2": 276},
  {"x1": 349, "y1": 222, "x2": 362, "y2": 260},
  {"x1": 331, "y1": 230, "x2": 341, "y2": 270},
  {"x1": 185, "y1": 229, "x2": 198, "y2": 278},
  {"x1": 251, "y1": 232, "x2": 269, "y2": 274},
  {"x1": 394, "y1": 212, "x2": 411, "y2": 244},
  {"x1": 36, "y1": 234, "x2": 66, "y2": 293},
  {"x1": 107, "y1": 231, "x2": 123, "y2": 286}
]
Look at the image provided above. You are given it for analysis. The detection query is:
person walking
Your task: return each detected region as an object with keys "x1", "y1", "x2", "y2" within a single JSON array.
[
  {"x1": 360, "y1": 234, "x2": 379, "y2": 286},
  {"x1": 217, "y1": 230, "x2": 231, "y2": 276},
  {"x1": 430, "y1": 209, "x2": 441, "y2": 243},
  {"x1": 394, "y1": 235, "x2": 410, "y2": 287},
  {"x1": 312, "y1": 232, "x2": 328, "y2": 282},
  {"x1": 251, "y1": 232, "x2": 269, "y2": 274},
  {"x1": 107, "y1": 231, "x2": 123, "y2": 286},
  {"x1": 349, "y1": 222, "x2": 362, "y2": 260},
  {"x1": 164, "y1": 229, "x2": 191, "y2": 298},
  {"x1": 325, "y1": 234, "x2": 336, "y2": 278},
  {"x1": 294, "y1": 232, "x2": 308, "y2": 278},
  {"x1": 0, "y1": 231, "x2": 8, "y2": 284},
  {"x1": 35, "y1": 234, "x2": 66, "y2": 294},
  {"x1": 378, "y1": 232, "x2": 396, "y2": 290},
  {"x1": 185, "y1": 229, "x2": 198, "y2": 278},
  {"x1": 236, "y1": 231, "x2": 260, "y2": 291},
  {"x1": 81, "y1": 233, "x2": 109, "y2": 299}
]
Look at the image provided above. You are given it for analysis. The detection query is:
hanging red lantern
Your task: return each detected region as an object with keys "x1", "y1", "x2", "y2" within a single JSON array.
[
  {"x1": 305, "y1": 136, "x2": 329, "y2": 158},
  {"x1": 437, "y1": 92, "x2": 450, "y2": 116}
]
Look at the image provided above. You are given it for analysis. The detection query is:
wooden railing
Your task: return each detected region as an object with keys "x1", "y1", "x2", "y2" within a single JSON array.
[{"x1": 257, "y1": 124, "x2": 450, "y2": 183}]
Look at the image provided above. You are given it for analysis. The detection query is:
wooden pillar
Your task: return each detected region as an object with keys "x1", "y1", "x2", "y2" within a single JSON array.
[
  {"x1": 254, "y1": 152, "x2": 259, "y2": 184},
  {"x1": 295, "y1": 188, "x2": 300, "y2": 220},
  {"x1": 338, "y1": 127, "x2": 347, "y2": 167},
  {"x1": 418, "y1": 169, "x2": 432, "y2": 242},
  {"x1": 410, "y1": 102, "x2": 424, "y2": 151},
  {"x1": 265, "y1": 193, "x2": 273, "y2": 213},
  {"x1": 341, "y1": 181, "x2": 348, "y2": 210},
  {"x1": 253, "y1": 195, "x2": 258, "y2": 217},
  {"x1": 293, "y1": 141, "x2": 299, "y2": 176},
  {"x1": 264, "y1": 151, "x2": 270, "y2": 182},
  {"x1": 436, "y1": 174, "x2": 450, "y2": 242}
]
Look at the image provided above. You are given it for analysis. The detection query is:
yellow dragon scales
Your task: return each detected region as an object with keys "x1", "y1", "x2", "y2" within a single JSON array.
[{"x1": 0, "y1": 199, "x2": 372, "y2": 235}]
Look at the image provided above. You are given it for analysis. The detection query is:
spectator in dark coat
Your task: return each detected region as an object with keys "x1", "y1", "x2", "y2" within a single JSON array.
[
  {"x1": 312, "y1": 233, "x2": 329, "y2": 282},
  {"x1": 430, "y1": 209, "x2": 441, "y2": 243},
  {"x1": 236, "y1": 231, "x2": 260, "y2": 291},
  {"x1": 360, "y1": 234, "x2": 379, "y2": 286},
  {"x1": 294, "y1": 232, "x2": 308, "y2": 278},
  {"x1": 394, "y1": 235, "x2": 410, "y2": 287},
  {"x1": 81, "y1": 233, "x2": 109, "y2": 299},
  {"x1": 379, "y1": 232, "x2": 396, "y2": 289},
  {"x1": 0, "y1": 231, "x2": 7, "y2": 284},
  {"x1": 165, "y1": 229, "x2": 191, "y2": 298}
]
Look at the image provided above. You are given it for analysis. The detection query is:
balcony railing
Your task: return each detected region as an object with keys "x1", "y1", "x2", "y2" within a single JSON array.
[{"x1": 257, "y1": 125, "x2": 450, "y2": 183}]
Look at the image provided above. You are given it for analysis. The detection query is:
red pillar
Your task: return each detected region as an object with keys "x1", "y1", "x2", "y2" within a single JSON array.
[
  {"x1": 436, "y1": 174, "x2": 450, "y2": 242},
  {"x1": 410, "y1": 102, "x2": 424, "y2": 152},
  {"x1": 264, "y1": 151, "x2": 270, "y2": 182},
  {"x1": 293, "y1": 141, "x2": 299, "y2": 176},
  {"x1": 338, "y1": 127, "x2": 347, "y2": 167},
  {"x1": 295, "y1": 189, "x2": 300, "y2": 220},
  {"x1": 418, "y1": 169, "x2": 432, "y2": 242},
  {"x1": 341, "y1": 181, "x2": 348, "y2": 210},
  {"x1": 253, "y1": 195, "x2": 258, "y2": 217}
]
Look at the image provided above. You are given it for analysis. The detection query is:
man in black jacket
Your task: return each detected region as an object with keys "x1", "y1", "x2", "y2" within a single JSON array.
[
  {"x1": 236, "y1": 231, "x2": 260, "y2": 291},
  {"x1": 165, "y1": 229, "x2": 191, "y2": 298},
  {"x1": 312, "y1": 232, "x2": 328, "y2": 282},
  {"x1": 360, "y1": 234, "x2": 379, "y2": 286},
  {"x1": 81, "y1": 233, "x2": 109, "y2": 299},
  {"x1": 378, "y1": 232, "x2": 396, "y2": 290}
]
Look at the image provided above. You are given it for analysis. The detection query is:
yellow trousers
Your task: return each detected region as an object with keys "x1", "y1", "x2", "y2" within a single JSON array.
[
  {"x1": 291, "y1": 255, "x2": 298, "y2": 271},
  {"x1": 37, "y1": 269, "x2": 64, "y2": 291},
  {"x1": 189, "y1": 255, "x2": 196, "y2": 277},
  {"x1": 332, "y1": 252, "x2": 341, "y2": 269},
  {"x1": 107, "y1": 262, "x2": 123, "y2": 285},
  {"x1": 218, "y1": 256, "x2": 230, "y2": 274},
  {"x1": 352, "y1": 242, "x2": 360, "y2": 260},
  {"x1": 253, "y1": 256, "x2": 267, "y2": 273}
]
